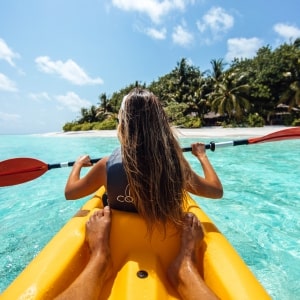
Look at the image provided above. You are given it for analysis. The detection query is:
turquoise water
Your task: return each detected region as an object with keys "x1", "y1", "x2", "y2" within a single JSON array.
[{"x1": 0, "y1": 134, "x2": 299, "y2": 299}]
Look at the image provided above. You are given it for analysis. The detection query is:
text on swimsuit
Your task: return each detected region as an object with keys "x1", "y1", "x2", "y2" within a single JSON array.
[{"x1": 117, "y1": 184, "x2": 134, "y2": 203}]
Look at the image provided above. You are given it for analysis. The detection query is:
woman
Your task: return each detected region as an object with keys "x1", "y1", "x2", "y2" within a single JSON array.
[
  {"x1": 60, "y1": 88, "x2": 222, "y2": 299},
  {"x1": 65, "y1": 88, "x2": 223, "y2": 230}
]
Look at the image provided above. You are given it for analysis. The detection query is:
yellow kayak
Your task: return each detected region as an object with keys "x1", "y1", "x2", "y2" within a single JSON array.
[{"x1": 1, "y1": 187, "x2": 270, "y2": 299}]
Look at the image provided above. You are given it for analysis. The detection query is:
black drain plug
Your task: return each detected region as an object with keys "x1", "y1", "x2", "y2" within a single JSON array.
[{"x1": 137, "y1": 270, "x2": 148, "y2": 278}]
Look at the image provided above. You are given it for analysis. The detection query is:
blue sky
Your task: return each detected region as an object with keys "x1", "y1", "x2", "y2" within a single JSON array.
[{"x1": 0, "y1": 0, "x2": 299, "y2": 134}]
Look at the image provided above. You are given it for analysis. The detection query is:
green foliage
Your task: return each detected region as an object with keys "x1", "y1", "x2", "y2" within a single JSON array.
[
  {"x1": 247, "y1": 113, "x2": 265, "y2": 127},
  {"x1": 62, "y1": 40, "x2": 300, "y2": 130},
  {"x1": 208, "y1": 71, "x2": 251, "y2": 122},
  {"x1": 91, "y1": 123, "x2": 103, "y2": 130},
  {"x1": 164, "y1": 102, "x2": 189, "y2": 124},
  {"x1": 62, "y1": 122, "x2": 74, "y2": 132},
  {"x1": 181, "y1": 116, "x2": 202, "y2": 128},
  {"x1": 221, "y1": 121, "x2": 237, "y2": 128},
  {"x1": 165, "y1": 102, "x2": 201, "y2": 128},
  {"x1": 282, "y1": 114, "x2": 295, "y2": 126},
  {"x1": 292, "y1": 119, "x2": 300, "y2": 126},
  {"x1": 71, "y1": 124, "x2": 84, "y2": 131},
  {"x1": 80, "y1": 123, "x2": 95, "y2": 131},
  {"x1": 62, "y1": 120, "x2": 117, "y2": 132},
  {"x1": 95, "y1": 118, "x2": 118, "y2": 130}
]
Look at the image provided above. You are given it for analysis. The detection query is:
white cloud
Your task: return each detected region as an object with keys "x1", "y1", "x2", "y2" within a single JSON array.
[
  {"x1": 172, "y1": 25, "x2": 194, "y2": 47},
  {"x1": 28, "y1": 92, "x2": 51, "y2": 102},
  {"x1": 273, "y1": 23, "x2": 300, "y2": 42},
  {"x1": 0, "y1": 38, "x2": 20, "y2": 67},
  {"x1": 145, "y1": 27, "x2": 167, "y2": 40},
  {"x1": 0, "y1": 73, "x2": 18, "y2": 92},
  {"x1": 55, "y1": 92, "x2": 92, "y2": 112},
  {"x1": 112, "y1": 0, "x2": 188, "y2": 24},
  {"x1": 197, "y1": 6, "x2": 234, "y2": 42},
  {"x1": 225, "y1": 37, "x2": 264, "y2": 62},
  {"x1": 35, "y1": 56, "x2": 103, "y2": 86},
  {"x1": 0, "y1": 111, "x2": 21, "y2": 122}
]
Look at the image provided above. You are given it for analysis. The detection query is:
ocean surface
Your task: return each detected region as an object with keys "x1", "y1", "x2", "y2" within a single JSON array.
[{"x1": 0, "y1": 133, "x2": 299, "y2": 299}]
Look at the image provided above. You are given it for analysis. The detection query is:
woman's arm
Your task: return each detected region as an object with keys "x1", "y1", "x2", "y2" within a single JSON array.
[
  {"x1": 65, "y1": 155, "x2": 108, "y2": 200},
  {"x1": 184, "y1": 143, "x2": 223, "y2": 199}
]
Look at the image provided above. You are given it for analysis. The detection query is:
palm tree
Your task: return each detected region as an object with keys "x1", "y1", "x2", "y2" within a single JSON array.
[
  {"x1": 96, "y1": 93, "x2": 113, "y2": 121},
  {"x1": 278, "y1": 40, "x2": 300, "y2": 109},
  {"x1": 209, "y1": 58, "x2": 226, "y2": 83},
  {"x1": 78, "y1": 108, "x2": 89, "y2": 124},
  {"x1": 89, "y1": 105, "x2": 99, "y2": 122},
  {"x1": 98, "y1": 93, "x2": 109, "y2": 112},
  {"x1": 208, "y1": 72, "x2": 251, "y2": 123},
  {"x1": 293, "y1": 37, "x2": 300, "y2": 49},
  {"x1": 279, "y1": 80, "x2": 300, "y2": 109},
  {"x1": 171, "y1": 58, "x2": 203, "y2": 103},
  {"x1": 185, "y1": 77, "x2": 210, "y2": 123}
]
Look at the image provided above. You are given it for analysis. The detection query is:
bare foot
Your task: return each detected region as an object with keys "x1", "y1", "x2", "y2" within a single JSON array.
[
  {"x1": 167, "y1": 212, "x2": 218, "y2": 299},
  {"x1": 54, "y1": 207, "x2": 113, "y2": 300},
  {"x1": 85, "y1": 206, "x2": 112, "y2": 278},
  {"x1": 167, "y1": 212, "x2": 204, "y2": 287},
  {"x1": 167, "y1": 213, "x2": 219, "y2": 299}
]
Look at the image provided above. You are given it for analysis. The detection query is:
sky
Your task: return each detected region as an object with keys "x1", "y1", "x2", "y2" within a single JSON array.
[{"x1": 0, "y1": 0, "x2": 299, "y2": 134}]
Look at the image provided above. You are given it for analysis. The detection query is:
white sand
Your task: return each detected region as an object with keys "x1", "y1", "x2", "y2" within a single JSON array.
[
  {"x1": 42, "y1": 126, "x2": 293, "y2": 138},
  {"x1": 175, "y1": 126, "x2": 293, "y2": 138}
]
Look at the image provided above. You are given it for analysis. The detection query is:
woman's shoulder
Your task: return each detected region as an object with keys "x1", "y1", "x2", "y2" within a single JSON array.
[{"x1": 108, "y1": 147, "x2": 121, "y2": 160}]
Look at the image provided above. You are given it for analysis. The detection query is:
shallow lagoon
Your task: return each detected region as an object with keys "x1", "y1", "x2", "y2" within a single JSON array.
[{"x1": 0, "y1": 132, "x2": 299, "y2": 299}]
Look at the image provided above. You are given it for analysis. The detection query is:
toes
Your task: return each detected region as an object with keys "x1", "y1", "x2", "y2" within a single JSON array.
[
  {"x1": 184, "y1": 213, "x2": 194, "y2": 226},
  {"x1": 94, "y1": 209, "x2": 104, "y2": 218},
  {"x1": 192, "y1": 214, "x2": 199, "y2": 228},
  {"x1": 183, "y1": 212, "x2": 204, "y2": 238},
  {"x1": 103, "y1": 206, "x2": 111, "y2": 220},
  {"x1": 184, "y1": 212, "x2": 198, "y2": 228},
  {"x1": 86, "y1": 209, "x2": 104, "y2": 227}
]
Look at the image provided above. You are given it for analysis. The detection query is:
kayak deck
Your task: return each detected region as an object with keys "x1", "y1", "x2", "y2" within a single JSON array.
[{"x1": 1, "y1": 187, "x2": 270, "y2": 299}]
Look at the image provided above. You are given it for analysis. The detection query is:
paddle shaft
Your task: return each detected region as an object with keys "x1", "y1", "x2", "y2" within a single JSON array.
[
  {"x1": 182, "y1": 139, "x2": 248, "y2": 152},
  {"x1": 182, "y1": 127, "x2": 300, "y2": 151},
  {"x1": 48, "y1": 139, "x2": 247, "y2": 167},
  {"x1": 49, "y1": 139, "x2": 247, "y2": 168},
  {"x1": 48, "y1": 158, "x2": 100, "y2": 169},
  {"x1": 49, "y1": 139, "x2": 248, "y2": 168}
]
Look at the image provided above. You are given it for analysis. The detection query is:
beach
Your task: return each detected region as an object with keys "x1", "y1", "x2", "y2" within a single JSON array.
[{"x1": 42, "y1": 125, "x2": 293, "y2": 138}]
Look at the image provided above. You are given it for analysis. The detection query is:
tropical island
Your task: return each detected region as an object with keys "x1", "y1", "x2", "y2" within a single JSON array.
[{"x1": 63, "y1": 39, "x2": 300, "y2": 132}]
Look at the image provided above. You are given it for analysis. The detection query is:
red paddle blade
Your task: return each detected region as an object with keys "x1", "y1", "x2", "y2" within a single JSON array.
[
  {"x1": 0, "y1": 158, "x2": 48, "y2": 187},
  {"x1": 248, "y1": 127, "x2": 300, "y2": 144}
]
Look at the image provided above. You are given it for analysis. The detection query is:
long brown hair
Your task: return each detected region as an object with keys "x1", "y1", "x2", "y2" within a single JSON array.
[{"x1": 118, "y1": 88, "x2": 188, "y2": 232}]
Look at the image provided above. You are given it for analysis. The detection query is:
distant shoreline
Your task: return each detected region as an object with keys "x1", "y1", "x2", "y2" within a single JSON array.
[{"x1": 39, "y1": 126, "x2": 294, "y2": 138}]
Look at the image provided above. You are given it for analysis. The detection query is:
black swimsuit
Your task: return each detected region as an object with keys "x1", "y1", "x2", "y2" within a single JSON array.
[{"x1": 106, "y1": 148, "x2": 137, "y2": 212}]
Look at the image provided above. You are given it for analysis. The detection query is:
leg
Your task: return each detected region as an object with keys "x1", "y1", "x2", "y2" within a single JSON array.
[
  {"x1": 167, "y1": 213, "x2": 219, "y2": 300},
  {"x1": 55, "y1": 206, "x2": 112, "y2": 300}
]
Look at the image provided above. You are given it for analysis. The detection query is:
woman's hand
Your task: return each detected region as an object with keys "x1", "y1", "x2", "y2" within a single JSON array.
[
  {"x1": 65, "y1": 156, "x2": 109, "y2": 200},
  {"x1": 185, "y1": 142, "x2": 223, "y2": 199},
  {"x1": 75, "y1": 155, "x2": 92, "y2": 167},
  {"x1": 191, "y1": 143, "x2": 206, "y2": 159}
]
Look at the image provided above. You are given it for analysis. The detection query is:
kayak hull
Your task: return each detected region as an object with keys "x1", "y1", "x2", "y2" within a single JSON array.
[{"x1": 1, "y1": 187, "x2": 270, "y2": 299}]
